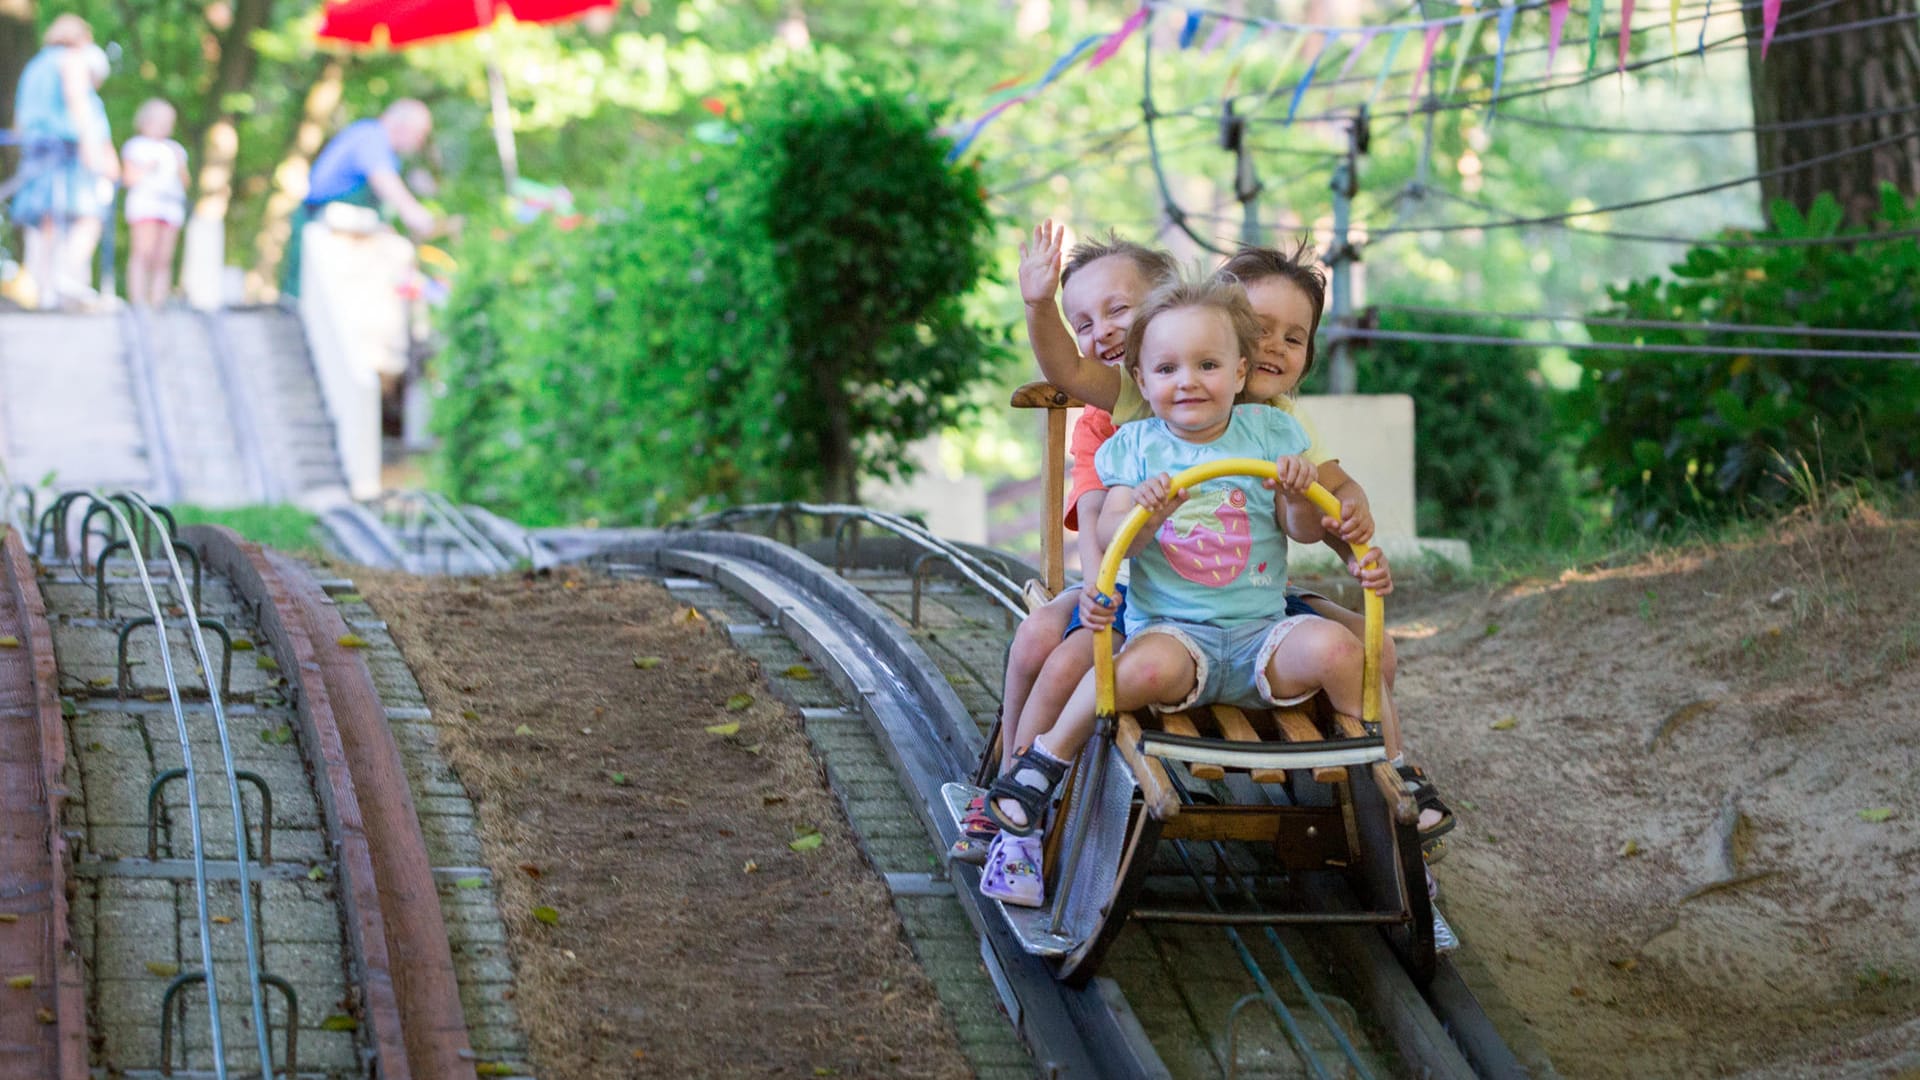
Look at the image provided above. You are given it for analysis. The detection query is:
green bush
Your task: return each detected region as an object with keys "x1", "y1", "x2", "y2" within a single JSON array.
[
  {"x1": 432, "y1": 65, "x2": 1004, "y2": 524},
  {"x1": 1318, "y1": 308, "x2": 1575, "y2": 543},
  {"x1": 1572, "y1": 188, "x2": 1920, "y2": 529}
]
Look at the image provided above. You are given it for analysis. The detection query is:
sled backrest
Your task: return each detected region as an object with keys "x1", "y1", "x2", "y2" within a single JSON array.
[{"x1": 1009, "y1": 381, "x2": 1082, "y2": 596}]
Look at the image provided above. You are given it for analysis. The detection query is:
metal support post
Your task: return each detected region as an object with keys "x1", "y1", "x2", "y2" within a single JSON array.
[{"x1": 1326, "y1": 108, "x2": 1369, "y2": 395}]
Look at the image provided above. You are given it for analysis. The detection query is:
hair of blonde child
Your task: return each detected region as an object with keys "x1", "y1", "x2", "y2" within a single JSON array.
[
  {"x1": 134, "y1": 99, "x2": 177, "y2": 139},
  {"x1": 1217, "y1": 238, "x2": 1327, "y2": 377},
  {"x1": 1061, "y1": 232, "x2": 1179, "y2": 292},
  {"x1": 1121, "y1": 275, "x2": 1264, "y2": 381}
]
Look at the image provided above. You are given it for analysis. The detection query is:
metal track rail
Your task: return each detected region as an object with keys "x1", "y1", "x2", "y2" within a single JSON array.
[
  {"x1": 597, "y1": 531, "x2": 1163, "y2": 1078},
  {"x1": 196, "y1": 310, "x2": 280, "y2": 504},
  {"x1": 117, "y1": 313, "x2": 182, "y2": 504},
  {"x1": 609, "y1": 525, "x2": 1530, "y2": 1079},
  {"x1": 673, "y1": 502, "x2": 1031, "y2": 621}
]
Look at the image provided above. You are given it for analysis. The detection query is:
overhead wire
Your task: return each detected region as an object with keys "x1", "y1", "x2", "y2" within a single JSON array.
[
  {"x1": 1369, "y1": 303, "x2": 1920, "y2": 342},
  {"x1": 1332, "y1": 327, "x2": 1920, "y2": 362},
  {"x1": 1403, "y1": 186, "x2": 1920, "y2": 248},
  {"x1": 1487, "y1": 100, "x2": 1920, "y2": 138},
  {"x1": 1363, "y1": 122, "x2": 1920, "y2": 237}
]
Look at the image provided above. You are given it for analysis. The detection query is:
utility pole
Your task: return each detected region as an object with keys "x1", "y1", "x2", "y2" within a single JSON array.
[
  {"x1": 1325, "y1": 106, "x2": 1368, "y2": 395},
  {"x1": 1221, "y1": 100, "x2": 1263, "y2": 248}
]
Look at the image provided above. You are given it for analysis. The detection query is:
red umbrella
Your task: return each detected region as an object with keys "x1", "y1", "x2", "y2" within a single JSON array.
[
  {"x1": 317, "y1": 0, "x2": 613, "y2": 48},
  {"x1": 316, "y1": 0, "x2": 615, "y2": 182}
]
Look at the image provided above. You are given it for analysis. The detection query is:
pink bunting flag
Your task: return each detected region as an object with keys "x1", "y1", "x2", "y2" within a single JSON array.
[
  {"x1": 1337, "y1": 27, "x2": 1378, "y2": 84},
  {"x1": 1545, "y1": 0, "x2": 1571, "y2": 71},
  {"x1": 1087, "y1": 5, "x2": 1148, "y2": 70},
  {"x1": 1410, "y1": 24, "x2": 1444, "y2": 106},
  {"x1": 1618, "y1": 0, "x2": 1635, "y2": 71},
  {"x1": 1200, "y1": 15, "x2": 1235, "y2": 53},
  {"x1": 1760, "y1": 0, "x2": 1781, "y2": 56}
]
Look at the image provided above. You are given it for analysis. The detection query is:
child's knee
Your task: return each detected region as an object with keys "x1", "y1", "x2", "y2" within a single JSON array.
[{"x1": 1008, "y1": 618, "x2": 1055, "y2": 674}]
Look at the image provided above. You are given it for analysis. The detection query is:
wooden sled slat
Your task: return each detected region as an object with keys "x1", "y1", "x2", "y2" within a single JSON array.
[
  {"x1": 1116, "y1": 713, "x2": 1181, "y2": 821},
  {"x1": 1332, "y1": 713, "x2": 1416, "y2": 823},
  {"x1": 1208, "y1": 706, "x2": 1286, "y2": 783},
  {"x1": 1158, "y1": 712, "x2": 1224, "y2": 780},
  {"x1": 1277, "y1": 705, "x2": 1347, "y2": 784}
]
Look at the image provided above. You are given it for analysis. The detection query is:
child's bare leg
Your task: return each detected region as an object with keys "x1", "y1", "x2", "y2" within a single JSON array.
[
  {"x1": 1011, "y1": 626, "x2": 1114, "y2": 754},
  {"x1": 1262, "y1": 620, "x2": 1365, "y2": 718},
  {"x1": 993, "y1": 634, "x2": 1195, "y2": 831},
  {"x1": 998, "y1": 590, "x2": 1077, "y2": 772},
  {"x1": 151, "y1": 223, "x2": 180, "y2": 305},
  {"x1": 127, "y1": 222, "x2": 153, "y2": 307},
  {"x1": 1301, "y1": 596, "x2": 1402, "y2": 758}
]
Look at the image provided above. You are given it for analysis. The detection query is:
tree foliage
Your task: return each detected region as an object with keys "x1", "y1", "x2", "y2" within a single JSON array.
[
  {"x1": 432, "y1": 65, "x2": 1005, "y2": 523},
  {"x1": 1571, "y1": 188, "x2": 1920, "y2": 528}
]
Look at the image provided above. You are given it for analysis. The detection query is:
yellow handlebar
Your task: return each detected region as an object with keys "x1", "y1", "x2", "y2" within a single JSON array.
[{"x1": 1091, "y1": 458, "x2": 1383, "y2": 724}]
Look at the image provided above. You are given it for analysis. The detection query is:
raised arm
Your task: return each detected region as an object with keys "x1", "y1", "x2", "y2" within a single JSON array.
[
  {"x1": 367, "y1": 169, "x2": 436, "y2": 235},
  {"x1": 1020, "y1": 220, "x2": 1122, "y2": 412}
]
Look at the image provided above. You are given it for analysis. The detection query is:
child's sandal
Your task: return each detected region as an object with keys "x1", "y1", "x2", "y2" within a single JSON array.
[
  {"x1": 985, "y1": 746, "x2": 1069, "y2": 836},
  {"x1": 1396, "y1": 763, "x2": 1456, "y2": 848}
]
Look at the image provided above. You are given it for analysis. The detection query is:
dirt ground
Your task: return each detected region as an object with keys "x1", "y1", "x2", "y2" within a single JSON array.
[
  {"x1": 1393, "y1": 511, "x2": 1920, "y2": 1078},
  {"x1": 356, "y1": 569, "x2": 972, "y2": 1079}
]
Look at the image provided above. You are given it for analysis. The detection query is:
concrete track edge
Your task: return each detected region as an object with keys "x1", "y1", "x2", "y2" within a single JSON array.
[
  {"x1": 598, "y1": 531, "x2": 1169, "y2": 1080},
  {"x1": 187, "y1": 525, "x2": 478, "y2": 1079}
]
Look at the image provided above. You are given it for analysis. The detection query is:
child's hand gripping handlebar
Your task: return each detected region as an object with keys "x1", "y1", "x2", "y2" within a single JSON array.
[{"x1": 1091, "y1": 459, "x2": 1384, "y2": 725}]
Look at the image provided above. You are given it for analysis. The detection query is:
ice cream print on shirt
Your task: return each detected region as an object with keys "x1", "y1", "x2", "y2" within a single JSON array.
[{"x1": 1159, "y1": 486, "x2": 1269, "y2": 587}]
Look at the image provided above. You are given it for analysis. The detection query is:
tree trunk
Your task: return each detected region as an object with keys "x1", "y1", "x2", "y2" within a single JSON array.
[
  {"x1": 249, "y1": 60, "x2": 342, "y2": 299},
  {"x1": 811, "y1": 354, "x2": 857, "y2": 504},
  {"x1": 1743, "y1": 0, "x2": 1920, "y2": 227},
  {"x1": 191, "y1": 0, "x2": 272, "y2": 222},
  {"x1": 0, "y1": 0, "x2": 34, "y2": 174}
]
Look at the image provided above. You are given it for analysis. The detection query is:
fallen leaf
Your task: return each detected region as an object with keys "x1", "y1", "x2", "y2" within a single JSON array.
[
  {"x1": 335, "y1": 593, "x2": 363, "y2": 604},
  {"x1": 59, "y1": 699, "x2": 75, "y2": 719},
  {"x1": 1618, "y1": 840, "x2": 1641, "y2": 857},
  {"x1": 789, "y1": 830, "x2": 824, "y2": 853},
  {"x1": 632, "y1": 1049, "x2": 646, "y2": 1061},
  {"x1": 35, "y1": 1008, "x2": 53, "y2": 1024},
  {"x1": 816, "y1": 1068, "x2": 838, "y2": 1077},
  {"x1": 607, "y1": 771, "x2": 628, "y2": 786},
  {"x1": 230, "y1": 638, "x2": 254, "y2": 651},
  {"x1": 762, "y1": 795, "x2": 787, "y2": 806},
  {"x1": 6, "y1": 974, "x2": 33, "y2": 989},
  {"x1": 1483, "y1": 623, "x2": 1501, "y2": 637},
  {"x1": 0, "y1": 914, "x2": 18, "y2": 923},
  {"x1": 705, "y1": 722, "x2": 740, "y2": 737},
  {"x1": 518, "y1": 863, "x2": 542, "y2": 878},
  {"x1": 1490, "y1": 717, "x2": 1517, "y2": 731},
  {"x1": 0, "y1": 636, "x2": 18, "y2": 648},
  {"x1": 211, "y1": 916, "x2": 232, "y2": 925},
  {"x1": 634, "y1": 655, "x2": 663, "y2": 670},
  {"x1": 307, "y1": 866, "x2": 327, "y2": 881},
  {"x1": 743, "y1": 860, "x2": 759, "y2": 873},
  {"x1": 1569, "y1": 985, "x2": 1587, "y2": 998},
  {"x1": 675, "y1": 606, "x2": 704, "y2": 625},
  {"x1": 259, "y1": 725, "x2": 293, "y2": 746},
  {"x1": 1859, "y1": 808, "x2": 1895, "y2": 823},
  {"x1": 454, "y1": 876, "x2": 486, "y2": 890},
  {"x1": 461, "y1": 709, "x2": 479, "y2": 721},
  {"x1": 531, "y1": 905, "x2": 560, "y2": 926},
  {"x1": 143, "y1": 963, "x2": 177, "y2": 978},
  {"x1": 514, "y1": 724, "x2": 534, "y2": 736},
  {"x1": 476, "y1": 1065, "x2": 523, "y2": 1076},
  {"x1": 87, "y1": 676, "x2": 112, "y2": 688},
  {"x1": 255, "y1": 655, "x2": 279, "y2": 671},
  {"x1": 320, "y1": 1015, "x2": 358, "y2": 1032},
  {"x1": 725, "y1": 693, "x2": 754, "y2": 712},
  {"x1": 741, "y1": 743, "x2": 763, "y2": 755},
  {"x1": 1611, "y1": 958, "x2": 1639, "y2": 972},
  {"x1": 336, "y1": 634, "x2": 370, "y2": 649},
  {"x1": 782, "y1": 664, "x2": 815, "y2": 680},
  {"x1": 142, "y1": 692, "x2": 166, "y2": 702}
]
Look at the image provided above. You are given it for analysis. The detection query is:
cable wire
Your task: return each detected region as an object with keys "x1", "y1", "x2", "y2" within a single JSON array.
[
  {"x1": 1401, "y1": 186, "x2": 1920, "y2": 248},
  {"x1": 1486, "y1": 99, "x2": 1920, "y2": 138},
  {"x1": 1334, "y1": 326, "x2": 1920, "y2": 362},
  {"x1": 1370, "y1": 303, "x2": 1920, "y2": 342}
]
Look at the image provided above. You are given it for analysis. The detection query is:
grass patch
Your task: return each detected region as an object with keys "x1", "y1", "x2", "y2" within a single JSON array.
[{"x1": 170, "y1": 504, "x2": 324, "y2": 558}]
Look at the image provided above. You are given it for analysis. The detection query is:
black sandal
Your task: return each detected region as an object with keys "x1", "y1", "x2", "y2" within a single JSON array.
[
  {"x1": 1396, "y1": 764, "x2": 1456, "y2": 846},
  {"x1": 985, "y1": 746, "x2": 1069, "y2": 836}
]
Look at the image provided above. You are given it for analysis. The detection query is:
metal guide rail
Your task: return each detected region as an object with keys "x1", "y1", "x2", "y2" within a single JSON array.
[
  {"x1": 17, "y1": 489, "x2": 481, "y2": 1078},
  {"x1": 589, "y1": 527, "x2": 1530, "y2": 1079}
]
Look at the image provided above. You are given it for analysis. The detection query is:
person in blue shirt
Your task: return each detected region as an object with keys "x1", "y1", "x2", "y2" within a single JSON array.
[
  {"x1": 282, "y1": 99, "x2": 438, "y2": 296},
  {"x1": 7, "y1": 15, "x2": 118, "y2": 309},
  {"x1": 978, "y1": 275, "x2": 1389, "y2": 907}
]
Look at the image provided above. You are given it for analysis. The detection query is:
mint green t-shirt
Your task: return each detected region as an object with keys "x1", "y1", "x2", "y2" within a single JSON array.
[{"x1": 1094, "y1": 405, "x2": 1311, "y2": 631}]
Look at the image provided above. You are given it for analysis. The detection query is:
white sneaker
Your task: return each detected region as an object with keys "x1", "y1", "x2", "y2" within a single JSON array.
[
  {"x1": 980, "y1": 832, "x2": 1045, "y2": 908},
  {"x1": 1432, "y1": 903, "x2": 1459, "y2": 956}
]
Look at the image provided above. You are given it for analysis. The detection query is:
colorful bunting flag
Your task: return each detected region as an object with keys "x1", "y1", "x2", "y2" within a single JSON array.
[
  {"x1": 1760, "y1": 0, "x2": 1780, "y2": 56},
  {"x1": 1490, "y1": 5, "x2": 1518, "y2": 111},
  {"x1": 1445, "y1": 13, "x2": 1484, "y2": 100},
  {"x1": 1088, "y1": 6, "x2": 1148, "y2": 69},
  {"x1": 1698, "y1": 0, "x2": 1712, "y2": 54},
  {"x1": 1337, "y1": 27, "x2": 1379, "y2": 83},
  {"x1": 1201, "y1": 15, "x2": 1235, "y2": 53},
  {"x1": 1668, "y1": 0, "x2": 1680, "y2": 56},
  {"x1": 1178, "y1": 9, "x2": 1203, "y2": 48},
  {"x1": 1286, "y1": 36, "x2": 1333, "y2": 124},
  {"x1": 1546, "y1": 0, "x2": 1571, "y2": 71},
  {"x1": 1370, "y1": 28, "x2": 1408, "y2": 108},
  {"x1": 1618, "y1": 0, "x2": 1635, "y2": 72},
  {"x1": 1410, "y1": 24, "x2": 1444, "y2": 106},
  {"x1": 1587, "y1": 0, "x2": 1604, "y2": 72}
]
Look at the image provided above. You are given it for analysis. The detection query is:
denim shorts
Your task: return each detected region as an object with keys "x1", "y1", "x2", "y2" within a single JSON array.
[
  {"x1": 1128, "y1": 593, "x2": 1321, "y2": 712},
  {"x1": 1063, "y1": 582, "x2": 1128, "y2": 639}
]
